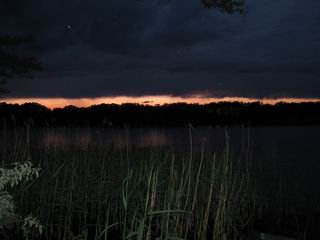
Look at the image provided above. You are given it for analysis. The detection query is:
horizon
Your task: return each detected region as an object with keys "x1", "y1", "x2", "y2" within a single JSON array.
[{"x1": 1, "y1": 96, "x2": 320, "y2": 109}]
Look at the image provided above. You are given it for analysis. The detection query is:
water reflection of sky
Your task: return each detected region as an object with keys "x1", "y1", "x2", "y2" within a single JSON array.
[
  {"x1": 2, "y1": 126, "x2": 319, "y2": 207},
  {"x1": 39, "y1": 128, "x2": 182, "y2": 148},
  {"x1": 36, "y1": 126, "x2": 320, "y2": 197},
  {"x1": 42, "y1": 131, "x2": 66, "y2": 147},
  {"x1": 37, "y1": 126, "x2": 320, "y2": 153}
]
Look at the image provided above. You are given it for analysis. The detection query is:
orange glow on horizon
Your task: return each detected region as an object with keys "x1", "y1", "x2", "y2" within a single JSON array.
[{"x1": 0, "y1": 96, "x2": 319, "y2": 109}]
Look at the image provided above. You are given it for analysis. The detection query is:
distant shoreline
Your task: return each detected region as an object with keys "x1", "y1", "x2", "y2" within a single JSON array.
[
  {"x1": 1, "y1": 101, "x2": 320, "y2": 128},
  {"x1": 1, "y1": 96, "x2": 319, "y2": 109}
]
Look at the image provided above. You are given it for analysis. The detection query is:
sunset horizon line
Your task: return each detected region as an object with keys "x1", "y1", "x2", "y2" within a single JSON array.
[{"x1": 1, "y1": 96, "x2": 319, "y2": 109}]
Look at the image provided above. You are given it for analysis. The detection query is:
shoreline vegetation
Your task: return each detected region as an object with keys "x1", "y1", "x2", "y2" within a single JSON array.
[
  {"x1": 0, "y1": 101, "x2": 320, "y2": 128},
  {"x1": 1, "y1": 127, "x2": 319, "y2": 239}
]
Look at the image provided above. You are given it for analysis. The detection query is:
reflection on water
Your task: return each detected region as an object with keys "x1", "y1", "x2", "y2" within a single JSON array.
[
  {"x1": 1, "y1": 126, "x2": 320, "y2": 209},
  {"x1": 42, "y1": 132, "x2": 67, "y2": 147},
  {"x1": 35, "y1": 126, "x2": 320, "y2": 204},
  {"x1": 38, "y1": 128, "x2": 183, "y2": 149},
  {"x1": 34, "y1": 126, "x2": 320, "y2": 155},
  {"x1": 29, "y1": 127, "x2": 320, "y2": 159}
]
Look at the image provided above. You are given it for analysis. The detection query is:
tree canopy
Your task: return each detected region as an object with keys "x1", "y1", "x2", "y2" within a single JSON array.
[{"x1": 0, "y1": 101, "x2": 319, "y2": 127}]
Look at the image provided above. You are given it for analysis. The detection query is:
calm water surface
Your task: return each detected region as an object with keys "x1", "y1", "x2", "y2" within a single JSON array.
[{"x1": 4, "y1": 126, "x2": 320, "y2": 207}]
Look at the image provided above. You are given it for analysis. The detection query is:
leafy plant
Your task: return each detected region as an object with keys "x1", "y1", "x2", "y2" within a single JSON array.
[{"x1": 0, "y1": 160, "x2": 43, "y2": 239}]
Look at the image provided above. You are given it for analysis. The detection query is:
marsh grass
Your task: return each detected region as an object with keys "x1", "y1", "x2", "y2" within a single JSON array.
[{"x1": 1, "y1": 127, "x2": 255, "y2": 240}]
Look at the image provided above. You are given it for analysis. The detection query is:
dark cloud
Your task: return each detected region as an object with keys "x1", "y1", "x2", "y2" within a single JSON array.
[{"x1": 1, "y1": 0, "x2": 320, "y2": 99}]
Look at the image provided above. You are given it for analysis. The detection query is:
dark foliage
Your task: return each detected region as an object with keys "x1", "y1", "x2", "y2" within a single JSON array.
[{"x1": 0, "y1": 101, "x2": 319, "y2": 128}]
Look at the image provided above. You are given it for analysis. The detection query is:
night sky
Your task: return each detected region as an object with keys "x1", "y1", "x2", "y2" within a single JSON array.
[{"x1": 1, "y1": 0, "x2": 320, "y2": 105}]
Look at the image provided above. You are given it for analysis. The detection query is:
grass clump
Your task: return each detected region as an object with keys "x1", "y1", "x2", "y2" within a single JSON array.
[{"x1": 2, "y1": 128, "x2": 255, "y2": 240}]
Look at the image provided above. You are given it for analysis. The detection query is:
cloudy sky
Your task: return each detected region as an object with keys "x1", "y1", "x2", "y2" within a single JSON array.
[{"x1": 1, "y1": 0, "x2": 320, "y2": 104}]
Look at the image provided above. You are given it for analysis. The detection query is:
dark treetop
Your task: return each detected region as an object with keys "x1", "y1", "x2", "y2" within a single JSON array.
[{"x1": 0, "y1": 101, "x2": 319, "y2": 127}]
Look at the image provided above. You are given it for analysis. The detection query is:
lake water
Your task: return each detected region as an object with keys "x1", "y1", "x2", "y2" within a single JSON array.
[{"x1": 3, "y1": 126, "x2": 320, "y2": 209}]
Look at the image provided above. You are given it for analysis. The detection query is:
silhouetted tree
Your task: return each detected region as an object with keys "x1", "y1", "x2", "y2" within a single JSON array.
[
  {"x1": 0, "y1": 36, "x2": 41, "y2": 94},
  {"x1": 0, "y1": 102, "x2": 320, "y2": 128}
]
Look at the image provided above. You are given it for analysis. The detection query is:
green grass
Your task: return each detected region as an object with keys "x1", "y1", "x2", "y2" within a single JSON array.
[{"x1": 1, "y1": 128, "x2": 255, "y2": 240}]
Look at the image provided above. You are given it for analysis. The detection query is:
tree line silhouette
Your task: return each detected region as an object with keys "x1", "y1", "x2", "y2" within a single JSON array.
[{"x1": 0, "y1": 101, "x2": 319, "y2": 128}]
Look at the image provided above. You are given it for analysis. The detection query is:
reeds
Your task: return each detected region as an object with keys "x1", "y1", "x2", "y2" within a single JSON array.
[{"x1": 2, "y1": 127, "x2": 255, "y2": 240}]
